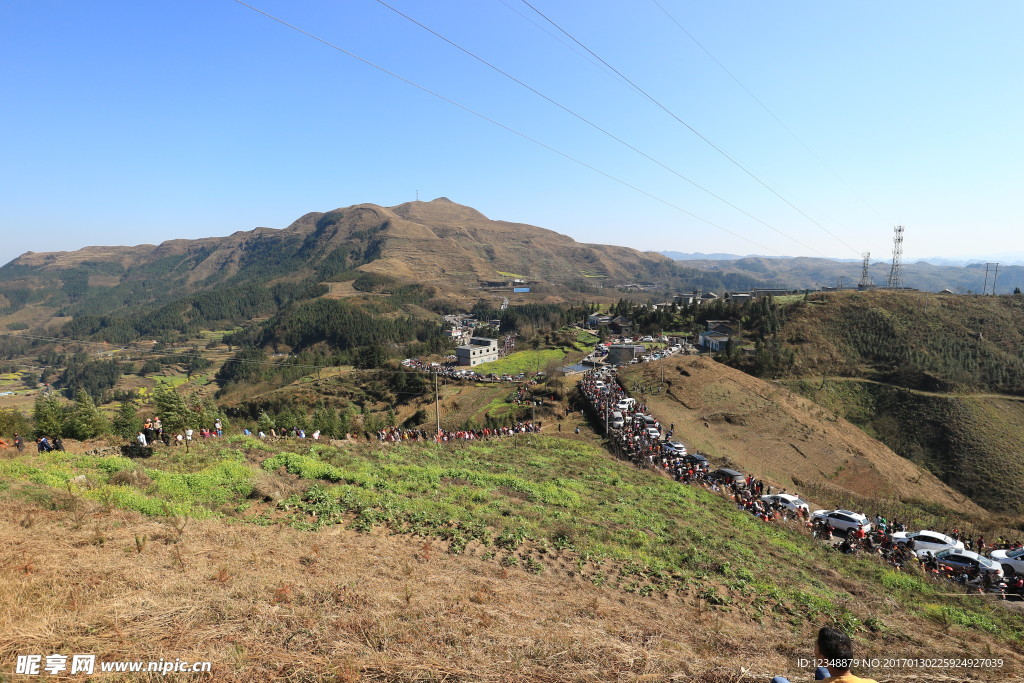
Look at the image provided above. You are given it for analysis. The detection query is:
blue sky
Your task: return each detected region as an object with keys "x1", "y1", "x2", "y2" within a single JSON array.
[{"x1": 2, "y1": 1, "x2": 1022, "y2": 267}]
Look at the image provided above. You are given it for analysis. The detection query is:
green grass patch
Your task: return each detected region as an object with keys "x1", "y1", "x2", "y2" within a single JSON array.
[{"x1": 472, "y1": 349, "x2": 567, "y2": 375}]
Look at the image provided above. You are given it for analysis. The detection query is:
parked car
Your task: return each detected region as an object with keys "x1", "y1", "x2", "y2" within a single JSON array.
[
  {"x1": 644, "y1": 427, "x2": 661, "y2": 440},
  {"x1": 990, "y1": 548, "x2": 1024, "y2": 576},
  {"x1": 761, "y1": 494, "x2": 810, "y2": 514},
  {"x1": 682, "y1": 453, "x2": 709, "y2": 466},
  {"x1": 609, "y1": 411, "x2": 625, "y2": 429},
  {"x1": 663, "y1": 441, "x2": 687, "y2": 455},
  {"x1": 933, "y1": 549, "x2": 1003, "y2": 578},
  {"x1": 710, "y1": 468, "x2": 745, "y2": 485},
  {"x1": 889, "y1": 530, "x2": 964, "y2": 557},
  {"x1": 811, "y1": 509, "x2": 871, "y2": 535},
  {"x1": 616, "y1": 398, "x2": 636, "y2": 411}
]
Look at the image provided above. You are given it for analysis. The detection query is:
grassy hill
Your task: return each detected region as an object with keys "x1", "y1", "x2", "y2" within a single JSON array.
[
  {"x1": 762, "y1": 290, "x2": 1024, "y2": 512},
  {"x1": 2, "y1": 435, "x2": 1023, "y2": 680}
]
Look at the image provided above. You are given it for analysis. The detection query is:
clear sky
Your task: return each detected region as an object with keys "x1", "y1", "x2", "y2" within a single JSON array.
[{"x1": 2, "y1": 1, "x2": 1022, "y2": 268}]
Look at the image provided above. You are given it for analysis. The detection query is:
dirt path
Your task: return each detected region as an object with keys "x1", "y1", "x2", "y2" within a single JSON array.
[{"x1": 777, "y1": 376, "x2": 1024, "y2": 402}]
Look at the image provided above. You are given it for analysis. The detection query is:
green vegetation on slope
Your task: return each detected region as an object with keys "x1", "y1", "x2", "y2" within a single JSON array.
[
  {"x1": 782, "y1": 291, "x2": 1024, "y2": 394},
  {"x1": 2, "y1": 436, "x2": 1023, "y2": 644},
  {"x1": 786, "y1": 377, "x2": 1024, "y2": 512}
]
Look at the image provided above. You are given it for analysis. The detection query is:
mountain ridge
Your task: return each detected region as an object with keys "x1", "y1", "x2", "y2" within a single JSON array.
[{"x1": 0, "y1": 198, "x2": 682, "y2": 325}]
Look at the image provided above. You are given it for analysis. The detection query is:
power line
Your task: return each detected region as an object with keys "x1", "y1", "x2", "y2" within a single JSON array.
[
  {"x1": 520, "y1": 0, "x2": 862, "y2": 257},
  {"x1": 650, "y1": 0, "x2": 890, "y2": 226},
  {"x1": 373, "y1": 0, "x2": 829, "y2": 257},
  {"x1": 228, "y1": 0, "x2": 784, "y2": 255}
]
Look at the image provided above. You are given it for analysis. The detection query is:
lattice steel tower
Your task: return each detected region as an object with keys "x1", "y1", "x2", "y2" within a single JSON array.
[
  {"x1": 858, "y1": 252, "x2": 872, "y2": 288},
  {"x1": 886, "y1": 226, "x2": 904, "y2": 289}
]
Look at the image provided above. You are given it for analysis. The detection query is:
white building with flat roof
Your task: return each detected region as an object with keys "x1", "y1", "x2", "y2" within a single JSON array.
[{"x1": 455, "y1": 337, "x2": 499, "y2": 367}]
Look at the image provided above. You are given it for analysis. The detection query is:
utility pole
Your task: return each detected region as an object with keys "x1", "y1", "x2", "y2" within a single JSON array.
[
  {"x1": 434, "y1": 372, "x2": 440, "y2": 439},
  {"x1": 992, "y1": 263, "x2": 1000, "y2": 295},
  {"x1": 983, "y1": 263, "x2": 992, "y2": 295}
]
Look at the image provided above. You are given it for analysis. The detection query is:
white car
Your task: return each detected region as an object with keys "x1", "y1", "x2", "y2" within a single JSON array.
[
  {"x1": 990, "y1": 548, "x2": 1024, "y2": 576},
  {"x1": 889, "y1": 530, "x2": 964, "y2": 558},
  {"x1": 811, "y1": 509, "x2": 871, "y2": 534},
  {"x1": 663, "y1": 441, "x2": 687, "y2": 455},
  {"x1": 644, "y1": 427, "x2": 661, "y2": 440},
  {"x1": 761, "y1": 494, "x2": 809, "y2": 514}
]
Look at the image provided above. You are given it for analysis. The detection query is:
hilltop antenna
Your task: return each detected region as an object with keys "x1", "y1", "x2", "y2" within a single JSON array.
[
  {"x1": 416, "y1": 189, "x2": 420, "y2": 201},
  {"x1": 886, "y1": 226, "x2": 904, "y2": 289},
  {"x1": 858, "y1": 252, "x2": 872, "y2": 288}
]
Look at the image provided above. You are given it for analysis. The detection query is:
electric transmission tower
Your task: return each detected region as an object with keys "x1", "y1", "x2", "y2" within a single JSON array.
[
  {"x1": 886, "y1": 226, "x2": 904, "y2": 289},
  {"x1": 858, "y1": 252, "x2": 872, "y2": 288},
  {"x1": 985, "y1": 263, "x2": 1001, "y2": 295}
]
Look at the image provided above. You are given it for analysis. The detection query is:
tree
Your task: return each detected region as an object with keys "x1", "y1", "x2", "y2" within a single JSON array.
[
  {"x1": 1015, "y1": 287, "x2": 1022, "y2": 295},
  {"x1": 152, "y1": 382, "x2": 190, "y2": 435},
  {"x1": 112, "y1": 397, "x2": 140, "y2": 439},
  {"x1": 0, "y1": 408, "x2": 32, "y2": 438},
  {"x1": 66, "y1": 389, "x2": 109, "y2": 440},
  {"x1": 257, "y1": 411, "x2": 276, "y2": 434},
  {"x1": 312, "y1": 403, "x2": 339, "y2": 438},
  {"x1": 33, "y1": 393, "x2": 67, "y2": 438},
  {"x1": 355, "y1": 344, "x2": 389, "y2": 369}
]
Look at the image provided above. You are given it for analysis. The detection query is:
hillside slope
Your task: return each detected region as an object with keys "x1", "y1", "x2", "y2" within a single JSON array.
[
  {"x1": 765, "y1": 291, "x2": 1024, "y2": 512},
  {"x1": 619, "y1": 356, "x2": 984, "y2": 519},
  {"x1": 2, "y1": 436, "x2": 1022, "y2": 680},
  {"x1": 785, "y1": 378, "x2": 1024, "y2": 514}
]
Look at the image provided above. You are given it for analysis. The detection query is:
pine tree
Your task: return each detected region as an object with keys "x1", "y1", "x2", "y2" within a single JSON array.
[
  {"x1": 112, "y1": 397, "x2": 140, "y2": 439},
  {"x1": 153, "y1": 382, "x2": 190, "y2": 435},
  {"x1": 33, "y1": 393, "x2": 67, "y2": 438},
  {"x1": 66, "y1": 389, "x2": 109, "y2": 440},
  {"x1": 257, "y1": 411, "x2": 276, "y2": 434}
]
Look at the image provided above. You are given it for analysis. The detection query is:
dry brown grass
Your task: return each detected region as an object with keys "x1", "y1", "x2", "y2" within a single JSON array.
[
  {"x1": 1, "y1": 498, "x2": 1020, "y2": 682},
  {"x1": 620, "y1": 356, "x2": 983, "y2": 518}
]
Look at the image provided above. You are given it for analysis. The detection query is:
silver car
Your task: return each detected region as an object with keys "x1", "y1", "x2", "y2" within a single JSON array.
[{"x1": 933, "y1": 549, "x2": 1003, "y2": 577}]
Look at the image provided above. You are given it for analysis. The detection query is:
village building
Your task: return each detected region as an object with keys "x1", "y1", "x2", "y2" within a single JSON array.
[
  {"x1": 609, "y1": 316, "x2": 634, "y2": 335},
  {"x1": 607, "y1": 344, "x2": 646, "y2": 365},
  {"x1": 698, "y1": 320, "x2": 737, "y2": 352},
  {"x1": 455, "y1": 337, "x2": 499, "y2": 367}
]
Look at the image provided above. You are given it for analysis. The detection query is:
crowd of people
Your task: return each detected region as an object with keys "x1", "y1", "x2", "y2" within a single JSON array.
[
  {"x1": 134, "y1": 416, "x2": 226, "y2": 447},
  {"x1": 576, "y1": 367, "x2": 1024, "y2": 597},
  {"x1": 363, "y1": 422, "x2": 545, "y2": 443}
]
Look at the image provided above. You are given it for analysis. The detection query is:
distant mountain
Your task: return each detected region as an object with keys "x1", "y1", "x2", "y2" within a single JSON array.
[
  {"x1": 661, "y1": 251, "x2": 779, "y2": 261},
  {"x1": 0, "y1": 198, "x2": 694, "y2": 331},
  {"x1": 660, "y1": 254, "x2": 1024, "y2": 294}
]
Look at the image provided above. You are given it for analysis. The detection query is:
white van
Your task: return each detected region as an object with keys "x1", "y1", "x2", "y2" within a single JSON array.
[
  {"x1": 609, "y1": 411, "x2": 624, "y2": 429},
  {"x1": 616, "y1": 398, "x2": 636, "y2": 411}
]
